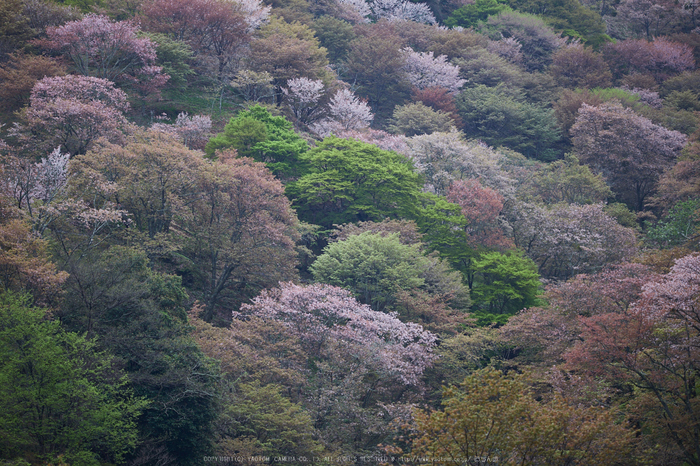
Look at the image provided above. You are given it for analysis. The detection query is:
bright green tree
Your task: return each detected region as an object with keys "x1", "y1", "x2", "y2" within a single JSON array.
[
  {"x1": 311, "y1": 232, "x2": 468, "y2": 310},
  {"x1": 471, "y1": 250, "x2": 541, "y2": 325},
  {"x1": 445, "y1": 0, "x2": 511, "y2": 29},
  {"x1": 205, "y1": 105, "x2": 308, "y2": 179},
  {"x1": 646, "y1": 199, "x2": 700, "y2": 248},
  {"x1": 0, "y1": 292, "x2": 145, "y2": 465},
  {"x1": 505, "y1": 0, "x2": 608, "y2": 45},
  {"x1": 389, "y1": 102, "x2": 455, "y2": 137},
  {"x1": 286, "y1": 137, "x2": 422, "y2": 229},
  {"x1": 412, "y1": 193, "x2": 478, "y2": 285}
]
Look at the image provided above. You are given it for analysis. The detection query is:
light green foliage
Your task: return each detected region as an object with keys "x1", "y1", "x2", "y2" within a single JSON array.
[
  {"x1": 207, "y1": 115, "x2": 267, "y2": 158},
  {"x1": 311, "y1": 232, "x2": 429, "y2": 311},
  {"x1": 506, "y1": 0, "x2": 608, "y2": 45},
  {"x1": 604, "y1": 202, "x2": 638, "y2": 228},
  {"x1": 287, "y1": 137, "x2": 422, "y2": 229},
  {"x1": 409, "y1": 368, "x2": 634, "y2": 464},
  {"x1": 445, "y1": 0, "x2": 511, "y2": 28},
  {"x1": 145, "y1": 33, "x2": 194, "y2": 88},
  {"x1": 523, "y1": 153, "x2": 612, "y2": 204},
  {"x1": 312, "y1": 231, "x2": 469, "y2": 312},
  {"x1": 471, "y1": 250, "x2": 541, "y2": 325},
  {"x1": 0, "y1": 292, "x2": 145, "y2": 465},
  {"x1": 453, "y1": 49, "x2": 526, "y2": 89},
  {"x1": 389, "y1": 102, "x2": 455, "y2": 137},
  {"x1": 646, "y1": 199, "x2": 700, "y2": 248},
  {"x1": 456, "y1": 84, "x2": 561, "y2": 160},
  {"x1": 311, "y1": 16, "x2": 355, "y2": 63},
  {"x1": 205, "y1": 105, "x2": 308, "y2": 179},
  {"x1": 216, "y1": 381, "x2": 326, "y2": 459},
  {"x1": 590, "y1": 87, "x2": 641, "y2": 105}
]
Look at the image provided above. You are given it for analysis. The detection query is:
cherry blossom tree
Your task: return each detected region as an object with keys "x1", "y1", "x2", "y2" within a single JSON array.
[
  {"x1": 282, "y1": 77, "x2": 325, "y2": 125},
  {"x1": 401, "y1": 48, "x2": 465, "y2": 94},
  {"x1": 238, "y1": 282, "x2": 438, "y2": 453},
  {"x1": 367, "y1": 0, "x2": 436, "y2": 24},
  {"x1": 1, "y1": 146, "x2": 69, "y2": 226},
  {"x1": 612, "y1": 0, "x2": 684, "y2": 39},
  {"x1": 37, "y1": 14, "x2": 168, "y2": 93},
  {"x1": 508, "y1": 201, "x2": 638, "y2": 279},
  {"x1": 604, "y1": 38, "x2": 695, "y2": 81},
  {"x1": 232, "y1": 0, "x2": 271, "y2": 31},
  {"x1": 241, "y1": 282, "x2": 437, "y2": 386},
  {"x1": 310, "y1": 88, "x2": 374, "y2": 136},
  {"x1": 335, "y1": 0, "x2": 372, "y2": 22},
  {"x1": 486, "y1": 36, "x2": 523, "y2": 63},
  {"x1": 151, "y1": 112, "x2": 212, "y2": 150},
  {"x1": 571, "y1": 102, "x2": 687, "y2": 211},
  {"x1": 11, "y1": 75, "x2": 131, "y2": 156},
  {"x1": 336, "y1": 0, "x2": 436, "y2": 23},
  {"x1": 327, "y1": 88, "x2": 373, "y2": 130},
  {"x1": 405, "y1": 130, "x2": 515, "y2": 197}
]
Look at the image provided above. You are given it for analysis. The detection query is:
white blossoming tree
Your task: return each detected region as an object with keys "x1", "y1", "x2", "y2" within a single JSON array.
[{"x1": 402, "y1": 47, "x2": 465, "y2": 94}]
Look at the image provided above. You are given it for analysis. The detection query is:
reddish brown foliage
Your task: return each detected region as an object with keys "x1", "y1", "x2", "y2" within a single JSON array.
[
  {"x1": 564, "y1": 254, "x2": 700, "y2": 465},
  {"x1": 0, "y1": 196, "x2": 67, "y2": 306},
  {"x1": 447, "y1": 178, "x2": 512, "y2": 250},
  {"x1": 412, "y1": 86, "x2": 463, "y2": 128},
  {"x1": 0, "y1": 53, "x2": 66, "y2": 112},
  {"x1": 142, "y1": 0, "x2": 250, "y2": 79},
  {"x1": 550, "y1": 44, "x2": 612, "y2": 89}
]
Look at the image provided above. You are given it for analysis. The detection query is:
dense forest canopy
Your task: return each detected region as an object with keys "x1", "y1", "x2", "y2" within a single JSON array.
[{"x1": 1, "y1": 0, "x2": 700, "y2": 463}]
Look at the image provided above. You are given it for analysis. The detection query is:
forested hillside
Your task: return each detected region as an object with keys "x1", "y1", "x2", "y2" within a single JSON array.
[{"x1": 1, "y1": 0, "x2": 700, "y2": 463}]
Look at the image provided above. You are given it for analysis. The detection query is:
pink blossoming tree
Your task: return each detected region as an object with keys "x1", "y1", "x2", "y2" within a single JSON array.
[
  {"x1": 37, "y1": 14, "x2": 168, "y2": 94},
  {"x1": 11, "y1": 75, "x2": 131, "y2": 156}
]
